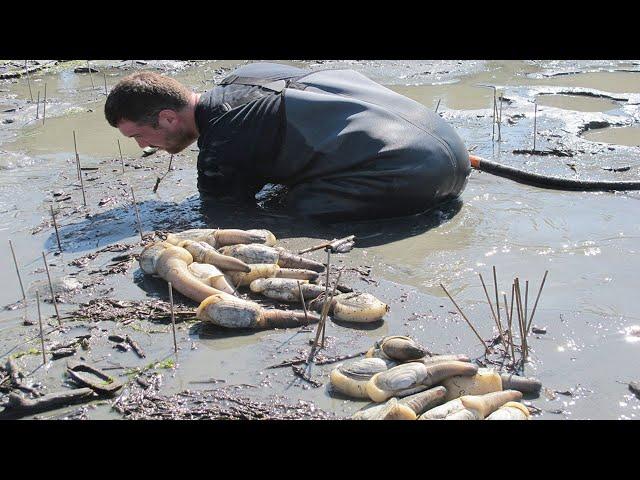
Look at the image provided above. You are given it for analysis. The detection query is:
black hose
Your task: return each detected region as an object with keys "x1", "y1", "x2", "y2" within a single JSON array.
[{"x1": 470, "y1": 155, "x2": 640, "y2": 191}]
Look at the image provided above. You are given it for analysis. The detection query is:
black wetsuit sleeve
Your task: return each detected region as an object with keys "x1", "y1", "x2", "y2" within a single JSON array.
[
  {"x1": 197, "y1": 148, "x2": 261, "y2": 202},
  {"x1": 196, "y1": 92, "x2": 285, "y2": 201}
]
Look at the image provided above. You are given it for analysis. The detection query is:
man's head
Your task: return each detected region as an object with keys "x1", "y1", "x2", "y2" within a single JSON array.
[{"x1": 105, "y1": 72, "x2": 199, "y2": 154}]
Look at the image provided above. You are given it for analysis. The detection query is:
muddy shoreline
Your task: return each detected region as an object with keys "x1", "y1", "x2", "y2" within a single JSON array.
[{"x1": 1, "y1": 60, "x2": 640, "y2": 420}]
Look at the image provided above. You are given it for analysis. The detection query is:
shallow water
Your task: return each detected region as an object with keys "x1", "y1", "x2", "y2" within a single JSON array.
[{"x1": 1, "y1": 60, "x2": 640, "y2": 420}]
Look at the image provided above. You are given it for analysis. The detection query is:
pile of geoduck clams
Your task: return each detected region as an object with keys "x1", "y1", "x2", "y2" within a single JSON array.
[
  {"x1": 139, "y1": 228, "x2": 389, "y2": 329},
  {"x1": 331, "y1": 336, "x2": 542, "y2": 420}
]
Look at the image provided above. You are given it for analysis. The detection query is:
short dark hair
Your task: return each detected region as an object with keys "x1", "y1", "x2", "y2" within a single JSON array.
[{"x1": 104, "y1": 71, "x2": 192, "y2": 127}]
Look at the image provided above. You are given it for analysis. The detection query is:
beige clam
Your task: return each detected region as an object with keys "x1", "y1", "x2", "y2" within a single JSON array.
[
  {"x1": 187, "y1": 263, "x2": 235, "y2": 294},
  {"x1": 485, "y1": 401, "x2": 531, "y2": 420},
  {"x1": 139, "y1": 243, "x2": 223, "y2": 303},
  {"x1": 456, "y1": 390, "x2": 524, "y2": 419},
  {"x1": 353, "y1": 386, "x2": 448, "y2": 420},
  {"x1": 420, "y1": 389, "x2": 523, "y2": 420},
  {"x1": 178, "y1": 240, "x2": 251, "y2": 273},
  {"x1": 317, "y1": 292, "x2": 389, "y2": 323},
  {"x1": 250, "y1": 278, "x2": 326, "y2": 303},
  {"x1": 366, "y1": 361, "x2": 478, "y2": 403},
  {"x1": 330, "y1": 357, "x2": 396, "y2": 399},
  {"x1": 441, "y1": 367, "x2": 503, "y2": 401},
  {"x1": 166, "y1": 228, "x2": 276, "y2": 249},
  {"x1": 365, "y1": 336, "x2": 428, "y2": 362},
  {"x1": 220, "y1": 244, "x2": 325, "y2": 272},
  {"x1": 197, "y1": 293, "x2": 320, "y2": 329}
]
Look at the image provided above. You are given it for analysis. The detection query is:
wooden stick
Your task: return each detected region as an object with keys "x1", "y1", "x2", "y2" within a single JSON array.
[
  {"x1": 42, "y1": 83, "x2": 46, "y2": 125},
  {"x1": 524, "y1": 280, "x2": 529, "y2": 328},
  {"x1": 76, "y1": 148, "x2": 87, "y2": 207},
  {"x1": 509, "y1": 282, "x2": 515, "y2": 326},
  {"x1": 526, "y1": 270, "x2": 548, "y2": 334},
  {"x1": 504, "y1": 292, "x2": 516, "y2": 362},
  {"x1": 41, "y1": 251, "x2": 62, "y2": 326},
  {"x1": 103, "y1": 72, "x2": 108, "y2": 95},
  {"x1": 25, "y1": 60, "x2": 33, "y2": 102},
  {"x1": 514, "y1": 278, "x2": 527, "y2": 362},
  {"x1": 131, "y1": 188, "x2": 144, "y2": 241},
  {"x1": 36, "y1": 291, "x2": 47, "y2": 365},
  {"x1": 168, "y1": 282, "x2": 177, "y2": 353},
  {"x1": 320, "y1": 248, "x2": 331, "y2": 346},
  {"x1": 36, "y1": 90, "x2": 40, "y2": 119},
  {"x1": 73, "y1": 130, "x2": 81, "y2": 181},
  {"x1": 479, "y1": 273, "x2": 503, "y2": 341},
  {"x1": 321, "y1": 269, "x2": 342, "y2": 348},
  {"x1": 533, "y1": 101, "x2": 538, "y2": 152},
  {"x1": 296, "y1": 281, "x2": 309, "y2": 325},
  {"x1": 497, "y1": 90, "x2": 503, "y2": 141},
  {"x1": 298, "y1": 235, "x2": 355, "y2": 255},
  {"x1": 87, "y1": 61, "x2": 95, "y2": 89},
  {"x1": 117, "y1": 139, "x2": 125, "y2": 174},
  {"x1": 8, "y1": 240, "x2": 26, "y2": 303},
  {"x1": 152, "y1": 155, "x2": 175, "y2": 193},
  {"x1": 492, "y1": 265, "x2": 502, "y2": 330},
  {"x1": 50, "y1": 205, "x2": 62, "y2": 253},
  {"x1": 440, "y1": 283, "x2": 491, "y2": 354},
  {"x1": 492, "y1": 87, "x2": 496, "y2": 141}
]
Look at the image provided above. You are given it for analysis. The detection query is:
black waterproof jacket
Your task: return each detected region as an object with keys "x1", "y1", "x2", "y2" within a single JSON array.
[{"x1": 196, "y1": 62, "x2": 470, "y2": 221}]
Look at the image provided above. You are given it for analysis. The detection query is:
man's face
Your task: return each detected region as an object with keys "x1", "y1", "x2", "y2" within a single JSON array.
[{"x1": 118, "y1": 112, "x2": 193, "y2": 154}]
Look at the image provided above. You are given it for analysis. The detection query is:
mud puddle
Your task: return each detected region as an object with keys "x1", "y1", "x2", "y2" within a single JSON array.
[
  {"x1": 582, "y1": 125, "x2": 640, "y2": 147},
  {"x1": 1, "y1": 60, "x2": 640, "y2": 420}
]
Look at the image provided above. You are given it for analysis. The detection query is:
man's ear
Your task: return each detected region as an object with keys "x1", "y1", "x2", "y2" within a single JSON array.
[{"x1": 157, "y1": 109, "x2": 178, "y2": 126}]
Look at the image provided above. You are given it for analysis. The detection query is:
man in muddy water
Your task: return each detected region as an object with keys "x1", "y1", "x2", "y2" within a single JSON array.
[{"x1": 104, "y1": 62, "x2": 471, "y2": 222}]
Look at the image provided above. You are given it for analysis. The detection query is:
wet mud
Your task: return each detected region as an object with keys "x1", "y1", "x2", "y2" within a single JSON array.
[{"x1": 1, "y1": 60, "x2": 640, "y2": 420}]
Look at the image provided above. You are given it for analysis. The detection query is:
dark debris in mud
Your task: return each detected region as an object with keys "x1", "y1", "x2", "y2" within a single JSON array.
[
  {"x1": 513, "y1": 148, "x2": 574, "y2": 157},
  {"x1": 69, "y1": 298, "x2": 196, "y2": 324},
  {"x1": 113, "y1": 375, "x2": 338, "y2": 420}
]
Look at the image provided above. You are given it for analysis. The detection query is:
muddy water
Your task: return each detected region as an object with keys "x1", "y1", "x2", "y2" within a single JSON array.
[{"x1": 1, "y1": 60, "x2": 640, "y2": 420}]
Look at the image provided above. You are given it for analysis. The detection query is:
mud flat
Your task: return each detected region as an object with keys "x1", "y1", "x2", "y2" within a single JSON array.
[{"x1": 1, "y1": 60, "x2": 640, "y2": 420}]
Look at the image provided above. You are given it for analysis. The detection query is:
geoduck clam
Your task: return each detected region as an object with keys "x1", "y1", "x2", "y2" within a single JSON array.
[
  {"x1": 500, "y1": 374, "x2": 542, "y2": 395},
  {"x1": 249, "y1": 279, "x2": 389, "y2": 323},
  {"x1": 366, "y1": 361, "x2": 478, "y2": 403},
  {"x1": 441, "y1": 367, "x2": 503, "y2": 401},
  {"x1": 219, "y1": 244, "x2": 325, "y2": 273},
  {"x1": 139, "y1": 243, "x2": 224, "y2": 302},
  {"x1": 352, "y1": 386, "x2": 448, "y2": 420},
  {"x1": 419, "y1": 389, "x2": 523, "y2": 420},
  {"x1": 329, "y1": 357, "x2": 396, "y2": 399},
  {"x1": 178, "y1": 240, "x2": 251, "y2": 273},
  {"x1": 449, "y1": 390, "x2": 525, "y2": 420},
  {"x1": 225, "y1": 264, "x2": 318, "y2": 288},
  {"x1": 197, "y1": 292, "x2": 320, "y2": 329},
  {"x1": 166, "y1": 228, "x2": 277, "y2": 248},
  {"x1": 416, "y1": 354, "x2": 472, "y2": 366},
  {"x1": 365, "y1": 336, "x2": 429, "y2": 362},
  {"x1": 187, "y1": 262, "x2": 235, "y2": 294},
  {"x1": 250, "y1": 278, "x2": 326, "y2": 302},
  {"x1": 485, "y1": 401, "x2": 531, "y2": 420},
  {"x1": 310, "y1": 292, "x2": 389, "y2": 323}
]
